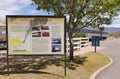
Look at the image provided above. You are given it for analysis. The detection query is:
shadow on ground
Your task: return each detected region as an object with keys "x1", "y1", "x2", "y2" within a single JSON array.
[{"x1": 0, "y1": 55, "x2": 88, "y2": 75}]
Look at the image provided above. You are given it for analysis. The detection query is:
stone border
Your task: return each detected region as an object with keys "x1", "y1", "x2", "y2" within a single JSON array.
[{"x1": 90, "y1": 53, "x2": 113, "y2": 79}]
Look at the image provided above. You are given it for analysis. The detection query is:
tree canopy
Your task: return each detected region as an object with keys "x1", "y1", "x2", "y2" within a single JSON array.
[
  {"x1": 32, "y1": 0, "x2": 120, "y2": 29},
  {"x1": 32, "y1": 0, "x2": 120, "y2": 61}
]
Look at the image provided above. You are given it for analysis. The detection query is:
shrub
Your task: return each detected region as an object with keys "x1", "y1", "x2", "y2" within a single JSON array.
[{"x1": 74, "y1": 32, "x2": 86, "y2": 37}]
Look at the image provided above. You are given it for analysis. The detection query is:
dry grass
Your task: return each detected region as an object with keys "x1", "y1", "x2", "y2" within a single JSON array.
[{"x1": 0, "y1": 52, "x2": 110, "y2": 79}]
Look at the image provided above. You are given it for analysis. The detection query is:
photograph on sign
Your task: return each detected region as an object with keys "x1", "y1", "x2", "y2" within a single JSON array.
[{"x1": 7, "y1": 16, "x2": 65, "y2": 55}]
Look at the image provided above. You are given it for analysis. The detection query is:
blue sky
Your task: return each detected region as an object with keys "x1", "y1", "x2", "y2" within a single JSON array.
[
  {"x1": 0, "y1": 0, "x2": 120, "y2": 28},
  {"x1": 0, "y1": 0, "x2": 50, "y2": 20}
]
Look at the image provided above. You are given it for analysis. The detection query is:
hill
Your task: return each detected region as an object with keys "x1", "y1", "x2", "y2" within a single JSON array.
[{"x1": 104, "y1": 27, "x2": 120, "y2": 33}]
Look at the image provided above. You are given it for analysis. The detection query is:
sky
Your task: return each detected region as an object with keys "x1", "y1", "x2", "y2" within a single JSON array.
[
  {"x1": 0, "y1": 0, "x2": 50, "y2": 20},
  {"x1": 0, "y1": 0, "x2": 120, "y2": 28}
]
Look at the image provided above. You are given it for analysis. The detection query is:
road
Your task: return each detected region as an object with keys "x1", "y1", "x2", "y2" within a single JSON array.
[{"x1": 96, "y1": 38, "x2": 120, "y2": 79}]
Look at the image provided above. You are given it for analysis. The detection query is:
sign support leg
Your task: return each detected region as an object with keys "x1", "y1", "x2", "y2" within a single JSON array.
[
  {"x1": 95, "y1": 41, "x2": 96, "y2": 53},
  {"x1": 7, "y1": 54, "x2": 9, "y2": 75},
  {"x1": 64, "y1": 52, "x2": 67, "y2": 76}
]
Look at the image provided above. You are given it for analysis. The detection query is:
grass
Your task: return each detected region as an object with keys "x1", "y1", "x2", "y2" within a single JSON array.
[{"x1": 0, "y1": 52, "x2": 111, "y2": 79}]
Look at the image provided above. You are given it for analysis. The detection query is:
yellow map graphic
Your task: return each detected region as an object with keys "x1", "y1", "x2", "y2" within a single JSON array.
[{"x1": 11, "y1": 38, "x2": 22, "y2": 47}]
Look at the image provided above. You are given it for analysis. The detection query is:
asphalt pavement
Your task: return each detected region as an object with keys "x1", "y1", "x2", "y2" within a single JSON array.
[{"x1": 96, "y1": 38, "x2": 120, "y2": 79}]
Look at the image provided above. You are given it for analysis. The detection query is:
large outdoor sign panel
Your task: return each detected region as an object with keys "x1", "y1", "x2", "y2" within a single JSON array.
[{"x1": 6, "y1": 16, "x2": 65, "y2": 55}]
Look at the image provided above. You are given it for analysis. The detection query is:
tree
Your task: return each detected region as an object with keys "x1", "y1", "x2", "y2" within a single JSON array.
[
  {"x1": 99, "y1": 26, "x2": 104, "y2": 40},
  {"x1": 108, "y1": 33, "x2": 113, "y2": 37},
  {"x1": 113, "y1": 32, "x2": 120, "y2": 39},
  {"x1": 32, "y1": 0, "x2": 120, "y2": 61}
]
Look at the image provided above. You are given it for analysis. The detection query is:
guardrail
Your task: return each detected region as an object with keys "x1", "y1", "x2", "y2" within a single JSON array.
[{"x1": 66, "y1": 37, "x2": 89, "y2": 53}]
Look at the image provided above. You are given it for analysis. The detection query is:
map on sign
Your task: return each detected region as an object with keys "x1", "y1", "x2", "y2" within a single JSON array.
[
  {"x1": 11, "y1": 32, "x2": 31, "y2": 52},
  {"x1": 12, "y1": 38, "x2": 22, "y2": 47}
]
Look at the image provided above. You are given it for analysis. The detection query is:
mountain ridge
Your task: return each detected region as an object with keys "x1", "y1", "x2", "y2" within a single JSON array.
[{"x1": 104, "y1": 27, "x2": 120, "y2": 33}]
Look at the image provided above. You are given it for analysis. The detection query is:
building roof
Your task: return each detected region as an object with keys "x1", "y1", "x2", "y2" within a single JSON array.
[
  {"x1": 82, "y1": 26, "x2": 99, "y2": 31},
  {"x1": 82, "y1": 26, "x2": 93, "y2": 30}
]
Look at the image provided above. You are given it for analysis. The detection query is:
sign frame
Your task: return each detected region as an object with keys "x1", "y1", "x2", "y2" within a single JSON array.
[
  {"x1": 92, "y1": 36, "x2": 100, "y2": 46},
  {"x1": 6, "y1": 15, "x2": 66, "y2": 56}
]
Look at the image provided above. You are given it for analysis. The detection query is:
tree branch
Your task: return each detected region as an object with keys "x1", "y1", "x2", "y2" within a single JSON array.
[
  {"x1": 73, "y1": 7, "x2": 104, "y2": 33},
  {"x1": 75, "y1": 0, "x2": 90, "y2": 24}
]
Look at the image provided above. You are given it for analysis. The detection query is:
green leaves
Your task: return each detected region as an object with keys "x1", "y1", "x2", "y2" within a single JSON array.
[
  {"x1": 32, "y1": 0, "x2": 120, "y2": 30},
  {"x1": 99, "y1": 26, "x2": 104, "y2": 32},
  {"x1": 73, "y1": 32, "x2": 86, "y2": 38},
  {"x1": 32, "y1": 1, "x2": 119, "y2": 40},
  {"x1": 32, "y1": 0, "x2": 120, "y2": 61}
]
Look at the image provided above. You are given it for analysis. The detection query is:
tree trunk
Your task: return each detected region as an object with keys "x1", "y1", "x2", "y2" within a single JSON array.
[
  {"x1": 100, "y1": 31, "x2": 102, "y2": 40},
  {"x1": 67, "y1": 25, "x2": 85, "y2": 61},
  {"x1": 68, "y1": 28, "x2": 74, "y2": 61}
]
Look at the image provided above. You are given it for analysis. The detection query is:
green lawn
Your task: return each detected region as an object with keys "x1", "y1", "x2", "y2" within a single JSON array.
[{"x1": 0, "y1": 52, "x2": 111, "y2": 79}]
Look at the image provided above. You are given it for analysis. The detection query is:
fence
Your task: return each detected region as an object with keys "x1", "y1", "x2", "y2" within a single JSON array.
[
  {"x1": 66, "y1": 37, "x2": 89, "y2": 53},
  {"x1": 0, "y1": 41, "x2": 7, "y2": 57}
]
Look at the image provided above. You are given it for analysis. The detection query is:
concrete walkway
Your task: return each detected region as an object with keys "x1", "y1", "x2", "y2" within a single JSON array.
[{"x1": 95, "y1": 38, "x2": 120, "y2": 79}]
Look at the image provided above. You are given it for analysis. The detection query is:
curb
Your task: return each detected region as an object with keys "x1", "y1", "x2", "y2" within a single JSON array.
[{"x1": 90, "y1": 53, "x2": 113, "y2": 79}]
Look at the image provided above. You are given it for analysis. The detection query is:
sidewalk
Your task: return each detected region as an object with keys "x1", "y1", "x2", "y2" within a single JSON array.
[{"x1": 74, "y1": 45, "x2": 105, "y2": 55}]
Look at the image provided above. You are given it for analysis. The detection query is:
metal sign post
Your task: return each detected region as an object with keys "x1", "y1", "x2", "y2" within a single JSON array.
[
  {"x1": 64, "y1": 52, "x2": 66, "y2": 76},
  {"x1": 6, "y1": 54, "x2": 9, "y2": 75},
  {"x1": 6, "y1": 17, "x2": 9, "y2": 75},
  {"x1": 95, "y1": 41, "x2": 97, "y2": 52},
  {"x1": 64, "y1": 18, "x2": 66, "y2": 76}
]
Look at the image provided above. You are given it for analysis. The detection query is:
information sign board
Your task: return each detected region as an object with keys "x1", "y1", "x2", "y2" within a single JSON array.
[{"x1": 6, "y1": 16, "x2": 66, "y2": 55}]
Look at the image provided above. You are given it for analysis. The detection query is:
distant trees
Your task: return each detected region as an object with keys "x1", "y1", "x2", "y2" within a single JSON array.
[
  {"x1": 113, "y1": 33, "x2": 120, "y2": 39},
  {"x1": 108, "y1": 33, "x2": 120, "y2": 39}
]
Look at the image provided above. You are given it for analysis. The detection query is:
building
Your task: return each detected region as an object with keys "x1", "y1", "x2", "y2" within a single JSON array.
[
  {"x1": 79, "y1": 26, "x2": 108, "y2": 40},
  {"x1": 0, "y1": 20, "x2": 6, "y2": 41},
  {"x1": 0, "y1": 20, "x2": 6, "y2": 57}
]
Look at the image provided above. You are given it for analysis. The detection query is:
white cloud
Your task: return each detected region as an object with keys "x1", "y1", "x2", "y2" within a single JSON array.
[
  {"x1": 0, "y1": 0, "x2": 32, "y2": 20},
  {"x1": 29, "y1": 10, "x2": 40, "y2": 14},
  {"x1": 105, "y1": 24, "x2": 120, "y2": 28},
  {"x1": 0, "y1": 9, "x2": 17, "y2": 19}
]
